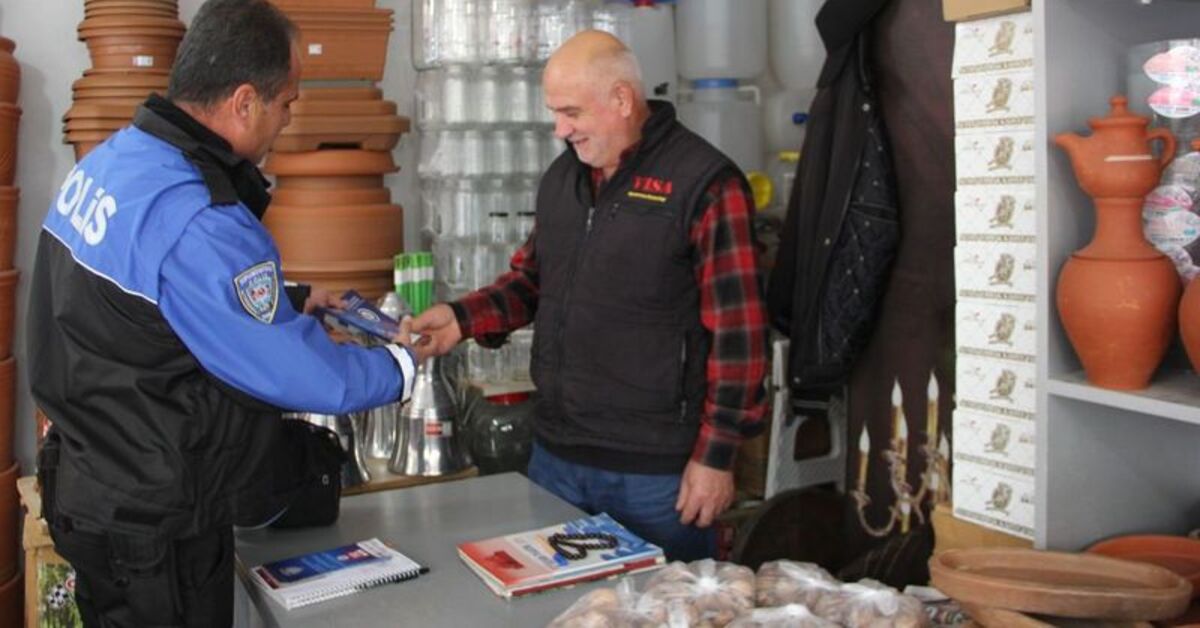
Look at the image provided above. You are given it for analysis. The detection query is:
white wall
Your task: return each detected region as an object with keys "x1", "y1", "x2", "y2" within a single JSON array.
[{"x1": 0, "y1": 0, "x2": 420, "y2": 473}]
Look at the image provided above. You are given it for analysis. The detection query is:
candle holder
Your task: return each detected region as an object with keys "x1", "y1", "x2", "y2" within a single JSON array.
[{"x1": 851, "y1": 372, "x2": 951, "y2": 538}]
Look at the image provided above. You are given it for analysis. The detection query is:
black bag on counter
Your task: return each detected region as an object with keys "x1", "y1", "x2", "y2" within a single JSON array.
[{"x1": 268, "y1": 419, "x2": 347, "y2": 529}]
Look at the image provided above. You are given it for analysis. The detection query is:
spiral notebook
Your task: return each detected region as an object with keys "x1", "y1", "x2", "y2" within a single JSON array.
[{"x1": 249, "y1": 538, "x2": 426, "y2": 610}]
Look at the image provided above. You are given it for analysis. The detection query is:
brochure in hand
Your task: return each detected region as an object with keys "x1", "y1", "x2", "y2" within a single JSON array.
[
  {"x1": 249, "y1": 538, "x2": 427, "y2": 610},
  {"x1": 457, "y1": 513, "x2": 665, "y2": 598},
  {"x1": 317, "y1": 290, "x2": 401, "y2": 344}
]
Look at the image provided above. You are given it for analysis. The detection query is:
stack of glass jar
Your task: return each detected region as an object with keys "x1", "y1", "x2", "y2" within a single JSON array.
[{"x1": 413, "y1": 0, "x2": 630, "y2": 385}]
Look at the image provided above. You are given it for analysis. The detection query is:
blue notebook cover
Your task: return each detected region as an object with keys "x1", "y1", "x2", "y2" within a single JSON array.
[
  {"x1": 258, "y1": 541, "x2": 388, "y2": 584},
  {"x1": 317, "y1": 290, "x2": 400, "y2": 343}
]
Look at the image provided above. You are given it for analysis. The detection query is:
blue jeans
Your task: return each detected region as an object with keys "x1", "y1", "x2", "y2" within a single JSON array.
[{"x1": 526, "y1": 442, "x2": 716, "y2": 562}]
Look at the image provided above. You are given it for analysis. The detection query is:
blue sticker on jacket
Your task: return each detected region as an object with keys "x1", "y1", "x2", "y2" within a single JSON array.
[{"x1": 234, "y1": 261, "x2": 279, "y2": 324}]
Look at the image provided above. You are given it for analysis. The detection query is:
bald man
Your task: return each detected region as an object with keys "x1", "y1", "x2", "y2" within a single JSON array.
[{"x1": 408, "y1": 31, "x2": 768, "y2": 561}]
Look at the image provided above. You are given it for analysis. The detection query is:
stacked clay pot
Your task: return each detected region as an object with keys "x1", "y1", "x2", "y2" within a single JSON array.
[
  {"x1": 263, "y1": 1, "x2": 407, "y2": 299},
  {"x1": 0, "y1": 35, "x2": 17, "y2": 628},
  {"x1": 65, "y1": 0, "x2": 182, "y2": 160}
]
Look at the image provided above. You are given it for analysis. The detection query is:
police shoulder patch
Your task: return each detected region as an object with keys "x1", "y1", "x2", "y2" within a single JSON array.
[{"x1": 234, "y1": 261, "x2": 279, "y2": 324}]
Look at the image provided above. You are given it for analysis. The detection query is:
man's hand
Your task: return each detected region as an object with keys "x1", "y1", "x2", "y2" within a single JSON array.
[
  {"x1": 675, "y1": 460, "x2": 735, "y2": 528},
  {"x1": 302, "y1": 287, "x2": 344, "y2": 315},
  {"x1": 398, "y1": 303, "x2": 463, "y2": 361}
]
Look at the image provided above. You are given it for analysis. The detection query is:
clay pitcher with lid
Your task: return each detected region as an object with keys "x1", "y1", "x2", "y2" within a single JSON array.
[{"x1": 1053, "y1": 95, "x2": 1181, "y2": 390}]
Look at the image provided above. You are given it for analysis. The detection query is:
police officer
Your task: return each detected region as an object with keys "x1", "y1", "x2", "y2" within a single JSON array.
[{"x1": 26, "y1": 1, "x2": 416, "y2": 625}]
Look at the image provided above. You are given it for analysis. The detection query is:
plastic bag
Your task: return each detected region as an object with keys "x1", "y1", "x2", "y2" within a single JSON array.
[
  {"x1": 811, "y1": 579, "x2": 929, "y2": 628},
  {"x1": 754, "y1": 560, "x2": 840, "y2": 608},
  {"x1": 547, "y1": 578, "x2": 658, "y2": 628},
  {"x1": 640, "y1": 559, "x2": 756, "y2": 627},
  {"x1": 727, "y1": 604, "x2": 839, "y2": 628}
]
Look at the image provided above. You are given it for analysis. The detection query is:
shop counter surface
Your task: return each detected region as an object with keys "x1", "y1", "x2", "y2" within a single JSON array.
[{"x1": 235, "y1": 472, "x2": 609, "y2": 627}]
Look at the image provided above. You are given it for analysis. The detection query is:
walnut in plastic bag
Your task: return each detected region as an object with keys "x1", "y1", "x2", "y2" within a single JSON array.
[
  {"x1": 547, "y1": 578, "x2": 658, "y2": 628},
  {"x1": 727, "y1": 603, "x2": 839, "y2": 628},
  {"x1": 754, "y1": 560, "x2": 840, "y2": 608},
  {"x1": 812, "y1": 579, "x2": 929, "y2": 628},
  {"x1": 641, "y1": 559, "x2": 756, "y2": 627}
]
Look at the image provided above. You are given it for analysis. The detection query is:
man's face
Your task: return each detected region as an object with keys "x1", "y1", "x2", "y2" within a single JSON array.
[
  {"x1": 245, "y1": 48, "x2": 300, "y2": 163},
  {"x1": 544, "y1": 72, "x2": 628, "y2": 171}
]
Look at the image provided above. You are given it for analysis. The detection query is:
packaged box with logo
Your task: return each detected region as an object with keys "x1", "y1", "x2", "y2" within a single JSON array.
[
  {"x1": 954, "y1": 240, "x2": 1037, "y2": 304},
  {"x1": 956, "y1": 130, "x2": 1036, "y2": 187},
  {"x1": 952, "y1": 408, "x2": 1035, "y2": 473},
  {"x1": 956, "y1": 298, "x2": 1036, "y2": 364},
  {"x1": 951, "y1": 457, "x2": 1035, "y2": 540},
  {"x1": 952, "y1": 11, "x2": 1034, "y2": 78},
  {"x1": 956, "y1": 186, "x2": 1037, "y2": 243},
  {"x1": 954, "y1": 70, "x2": 1035, "y2": 134},
  {"x1": 955, "y1": 352, "x2": 1036, "y2": 419}
]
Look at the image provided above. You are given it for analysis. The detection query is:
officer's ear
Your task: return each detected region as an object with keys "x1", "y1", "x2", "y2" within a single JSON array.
[{"x1": 228, "y1": 83, "x2": 262, "y2": 128}]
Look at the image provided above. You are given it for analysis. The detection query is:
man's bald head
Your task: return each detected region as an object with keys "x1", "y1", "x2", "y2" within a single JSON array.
[
  {"x1": 543, "y1": 30, "x2": 650, "y2": 177},
  {"x1": 545, "y1": 30, "x2": 644, "y2": 102}
]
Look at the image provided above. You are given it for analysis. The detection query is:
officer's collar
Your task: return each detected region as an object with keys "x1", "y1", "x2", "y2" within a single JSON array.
[{"x1": 133, "y1": 95, "x2": 272, "y2": 219}]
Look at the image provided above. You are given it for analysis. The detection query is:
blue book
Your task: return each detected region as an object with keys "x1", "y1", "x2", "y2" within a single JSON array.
[
  {"x1": 249, "y1": 538, "x2": 426, "y2": 610},
  {"x1": 317, "y1": 290, "x2": 401, "y2": 344}
]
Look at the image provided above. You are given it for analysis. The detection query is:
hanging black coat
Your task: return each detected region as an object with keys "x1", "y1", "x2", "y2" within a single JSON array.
[{"x1": 766, "y1": 0, "x2": 899, "y2": 415}]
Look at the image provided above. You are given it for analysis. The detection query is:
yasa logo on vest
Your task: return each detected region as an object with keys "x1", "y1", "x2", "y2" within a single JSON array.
[
  {"x1": 55, "y1": 167, "x2": 119, "y2": 246},
  {"x1": 628, "y1": 175, "x2": 673, "y2": 203}
]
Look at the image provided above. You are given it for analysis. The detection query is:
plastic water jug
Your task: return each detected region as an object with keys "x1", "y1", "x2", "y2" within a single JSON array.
[
  {"x1": 763, "y1": 88, "x2": 816, "y2": 153},
  {"x1": 676, "y1": 0, "x2": 767, "y2": 81},
  {"x1": 678, "y1": 79, "x2": 764, "y2": 174},
  {"x1": 626, "y1": 2, "x2": 677, "y2": 102},
  {"x1": 769, "y1": 0, "x2": 825, "y2": 90}
]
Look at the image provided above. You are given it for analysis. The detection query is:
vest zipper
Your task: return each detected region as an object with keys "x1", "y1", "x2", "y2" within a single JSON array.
[
  {"x1": 679, "y1": 337, "x2": 688, "y2": 421},
  {"x1": 554, "y1": 205, "x2": 597, "y2": 403}
]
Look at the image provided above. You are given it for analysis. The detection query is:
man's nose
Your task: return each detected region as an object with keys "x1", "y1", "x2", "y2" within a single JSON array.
[{"x1": 553, "y1": 116, "x2": 572, "y2": 140}]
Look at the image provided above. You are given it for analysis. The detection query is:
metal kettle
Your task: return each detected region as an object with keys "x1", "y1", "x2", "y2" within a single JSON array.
[{"x1": 388, "y1": 355, "x2": 468, "y2": 476}]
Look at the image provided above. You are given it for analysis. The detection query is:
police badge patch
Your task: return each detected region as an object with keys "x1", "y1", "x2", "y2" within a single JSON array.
[{"x1": 234, "y1": 261, "x2": 279, "y2": 324}]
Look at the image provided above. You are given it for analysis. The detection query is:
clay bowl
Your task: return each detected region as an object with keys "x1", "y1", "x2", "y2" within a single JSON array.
[
  {"x1": 65, "y1": 102, "x2": 137, "y2": 121},
  {"x1": 78, "y1": 15, "x2": 186, "y2": 33},
  {"x1": 0, "y1": 104, "x2": 18, "y2": 186},
  {"x1": 81, "y1": 67, "x2": 170, "y2": 80},
  {"x1": 299, "y1": 86, "x2": 383, "y2": 101},
  {"x1": 1089, "y1": 536, "x2": 1200, "y2": 599},
  {"x1": 962, "y1": 603, "x2": 1153, "y2": 628},
  {"x1": 271, "y1": 186, "x2": 390, "y2": 206},
  {"x1": 273, "y1": 174, "x2": 384, "y2": 190},
  {"x1": 71, "y1": 91, "x2": 153, "y2": 104},
  {"x1": 263, "y1": 149, "x2": 397, "y2": 177},
  {"x1": 64, "y1": 118, "x2": 130, "y2": 133},
  {"x1": 289, "y1": 99, "x2": 397, "y2": 117},
  {"x1": 931, "y1": 548, "x2": 1193, "y2": 620},
  {"x1": 86, "y1": 0, "x2": 177, "y2": 7},
  {"x1": 283, "y1": 258, "x2": 393, "y2": 300},
  {"x1": 264, "y1": 202, "x2": 403, "y2": 263},
  {"x1": 0, "y1": 187, "x2": 16, "y2": 270},
  {"x1": 85, "y1": 7, "x2": 178, "y2": 19}
]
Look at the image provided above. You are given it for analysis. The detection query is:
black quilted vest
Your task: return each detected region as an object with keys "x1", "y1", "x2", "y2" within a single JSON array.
[{"x1": 531, "y1": 101, "x2": 743, "y2": 474}]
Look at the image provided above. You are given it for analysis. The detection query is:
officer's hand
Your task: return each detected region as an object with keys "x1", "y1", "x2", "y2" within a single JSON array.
[
  {"x1": 303, "y1": 287, "x2": 345, "y2": 315},
  {"x1": 676, "y1": 460, "x2": 735, "y2": 528},
  {"x1": 400, "y1": 304, "x2": 463, "y2": 362}
]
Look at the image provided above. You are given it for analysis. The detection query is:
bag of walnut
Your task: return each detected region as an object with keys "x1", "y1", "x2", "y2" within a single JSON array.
[
  {"x1": 811, "y1": 579, "x2": 929, "y2": 628},
  {"x1": 639, "y1": 559, "x2": 756, "y2": 627}
]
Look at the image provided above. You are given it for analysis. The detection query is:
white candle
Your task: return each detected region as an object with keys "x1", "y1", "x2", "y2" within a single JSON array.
[{"x1": 857, "y1": 427, "x2": 871, "y2": 492}]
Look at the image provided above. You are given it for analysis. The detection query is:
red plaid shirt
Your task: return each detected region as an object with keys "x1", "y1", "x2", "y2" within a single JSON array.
[{"x1": 451, "y1": 159, "x2": 768, "y2": 471}]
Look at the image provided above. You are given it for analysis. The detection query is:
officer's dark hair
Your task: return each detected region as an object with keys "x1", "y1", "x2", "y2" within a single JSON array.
[{"x1": 167, "y1": 0, "x2": 297, "y2": 108}]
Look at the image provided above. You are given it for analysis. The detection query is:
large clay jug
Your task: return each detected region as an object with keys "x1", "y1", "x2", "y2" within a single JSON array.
[
  {"x1": 1054, "y1": 96, "x2": 1181, "y2": 389},
  {"x1": 0, "y1": 38, "x2": 17, "y2": 105},
  {"x1": 1180, "y1": 277, "x2": 1200, "y2": 374}
]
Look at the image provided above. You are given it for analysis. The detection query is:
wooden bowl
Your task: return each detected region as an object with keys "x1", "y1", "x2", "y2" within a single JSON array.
[{"x1": 931, "y1": 548, "x2": 1193, "y2": 620}]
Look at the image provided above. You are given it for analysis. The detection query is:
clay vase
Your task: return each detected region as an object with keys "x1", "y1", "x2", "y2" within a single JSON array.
[
  {"x1": 0, "y1": 38, "x2": 18, "y2": 105},
  {"x1": 1054, "y1": 96, "x2": 1182, "y2": 390},
  {"x1": 1180, "y1": 277, "x2": 1200, "y2": 374}
]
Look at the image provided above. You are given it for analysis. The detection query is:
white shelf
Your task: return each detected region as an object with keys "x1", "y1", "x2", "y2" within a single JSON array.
[{"x1": 1046, "y1": 370, "x2": 1200, "y2": 427}]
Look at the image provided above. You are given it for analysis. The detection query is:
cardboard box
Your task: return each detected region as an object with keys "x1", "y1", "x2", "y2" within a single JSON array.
[
  {"x1": 951, "y1": 457, "x2": 1035, "y2": 540},
  {"x1": 954, "y1": 240, "x2": 1037, "y2": 304},
  {"x1": 952, "y1": 12, "x2": 1034, "y2": 78},
  {"x1": 952, "y1": 408, "x2": 1036, "y2": 473},
  {"x1": 956, "y1": 186, "x2": 1037, "y2": 243},
  {"x1": 944, "y1": 0, "x2": 1030, "y2": 23},
  {"x1": 954, "y1": 71, "x2": 1035, "y2": 134},
  {"x1": 955, "y1": 130, "x2": 1036, "y2": 187},
  {"x1": 956, "y1": 298, "x2": 1036, "y2": 364},
  {"x1": 955, "y1": 353, "x2": 1036, "y2": 419}
]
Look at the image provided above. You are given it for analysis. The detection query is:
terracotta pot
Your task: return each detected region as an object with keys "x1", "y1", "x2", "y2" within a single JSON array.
[
  {"x1": 290, "y1": 99, "x2": 396, "y2": 117},
  {"x1": 1054, "y1": 96, "x2": 1175, "y2": 200},
  {"x1": 78, "y1": 15, "x2": 186, "y2": 34},
  {"x1": 274, "y1": 113, "x2": 408, "y2": 152},
  {"x1": 291, "y1": 23, "x2": 392, "y2": 81},
  {"x1": 273, "y1": 174, "x2": 384, "y2": 190},
  {"x1": 284, "y1": 258, "x2": 394, "y2": 300},
  {"x1": 0, "y1": 104, "x2": 17, "y2": 186},
  {"x1": 81, "y1": 67, "x2": 169, "y2": 80},
  {"x1": 264, "y1": 149, "x2": 397, "y2": 176},
  {"x1": 73, "y1": 140, "x2": 104, "y2": 161},
  {"x1": 0, "y1": 38, "x2": 18, "y2": 105},
  {"x1": 264, "y1": 202, "x2": 403, "y2": 264},
  {"x1": 0, "y1": 570, "x2": 18, "y2": 628},
  {"x1": 74, "y1": 72, "x2": 168, "y2": 90},
  {"x1": 299, "y1": 86, "x2": 383, "y2": 101},
  {"x1": 0, "y1": 461, "x2": 17, "y2": 591},
  {"x1": 271, "y1": 186, "x2": 390, "y2": 206},
  {"x1": 0, "y1": 187, "x2": 15, "y2": 270},
  {"x1": 0, "y1": 271, "x2": 15, "y2": 359},
  {"x1": 1180, "y1": 278, "x2": 1200, "y2": 376},
  {"x1": 0, "y1": 360, "x2": 11, "y2": 466}
]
